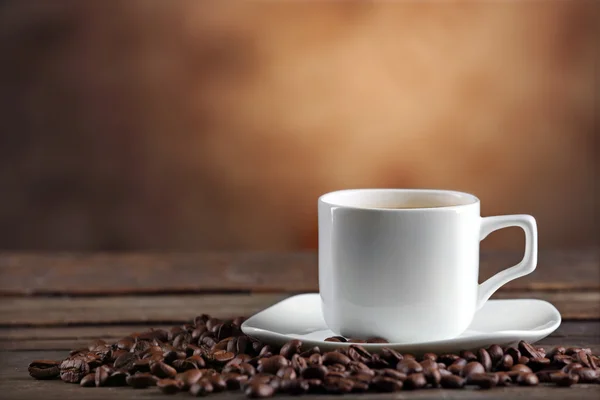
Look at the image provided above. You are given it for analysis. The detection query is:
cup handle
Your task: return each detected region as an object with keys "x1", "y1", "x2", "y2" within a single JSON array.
[{"x1": 476, "y1": 215, "x2": 538, "y2": 310}]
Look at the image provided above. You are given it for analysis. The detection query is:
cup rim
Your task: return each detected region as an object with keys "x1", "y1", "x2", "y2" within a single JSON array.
[{"x1": 318, "y1": 188, "x2": 480, "y2": 211}]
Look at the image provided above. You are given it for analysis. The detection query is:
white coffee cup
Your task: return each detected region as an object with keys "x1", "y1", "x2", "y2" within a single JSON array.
[{"x1": 318, "y1": 189, "x2": 537, "y2": 343}]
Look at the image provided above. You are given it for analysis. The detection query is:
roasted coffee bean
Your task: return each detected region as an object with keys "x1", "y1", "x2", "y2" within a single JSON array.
[
  {"x1": 566, "y1": 347, "x2": 591, "y2": 356},
  {"x1": 396, "y1": 359, "x2": 423, "y2": 375},
  {"x1": 280, "y1": 378, "x2": 310, "y2": 395},
  {"x1": 328, "y1": 363, "x2": 346, "y2": 373},
  {"x1": 516, "y1": 372, "x2": 539, "y2": 386},
  {"x1": 367, "y1": 353, "x2": 390, "y2": 369},
  {"x1": 308, "y1": 353, "x2": 323, "y2": 365},
  {"x1": 186, "y1": 355, "x2": 206, "y2": 369},
  {"x1": 351, "y1": 380, "x2": 370, "y2": 392},
  {"x1": 553, "y1": 354, "x2": 573, "y2": 368},
  {"x1": 550, "y1": 371, "x2": 579, "y2": 387},
  {"x1": 380, "y1": 347, "x2": 403, "y2": 365},
  {"x1": 280, "y1": 339, "x2": 303, "y2": 359},
  {"x1": 371, "y1": 376, "x2": 403, "y2": 392},
  {"x1": 106, "y1": 370, "x2": 128, "y2": 386},
  {"x1": 327, "y1": 370, "x2": 347, "y2": 379},
  {"x1": 215, "y1": 322, "x2": 234, "y2": 341},
  {"x1": 441, "y1": 374, "x2": 465, "y2": 388},
  {"x1": 519, "y1": 340, "x2": 544, "y2": 359},
  {"x1": 257, "y1": 355, "x2": 289, "y2": 374},
  {"x1": 487, "y1": 344, "x2": 504, "y2": 364},
  {"x1": 276, "y1": 366, "x2": 297, "y2": 380},
  {"x1": 505, "y1": 347, "x2": 521, "y2": 364},
  {"x1": 518, "y1": 356, "x2": 530, "y2": 365},
  {"x1": 547, "y1": 346, "x2": 566, "y2": 359},
  {"x1": 467, "y1": 372, "x2": 498, "y2": 389},
  {"x1": 157, "y1": 378, "x2": 183, "y2": 394},
  {"x1": 495, "y1": 354, "x2": 514, "y2": 371},
  {"x1": 323, "y1": 376, "x2": 354, "y2": 393},
  {"x1": 172, "y1": 359, "x2": 195, "y2": 371},
  {"x1": 439, "y1": 368, "x2": 453, "y2": 377},
  {"x1": 300, "y1": 346, "x2": 321, "y2": 358},
  {"x1": 126, "y1": 372, "x2": 158, "y2": 388},
  {"x1": 240, "y1": 362, "x2": 256, "y2": 376},
  {"x1": 245, "y1": 382, "x2": 275, "y2": 398},
  {"x1": 208, "y1": 374, "x2": 227, "y2": 392},
  {"x1": 460, "y1": 350, "x2": 478, "y2": 362},
  {"x1": 496, "y1": 372, "x2": 512, "y2": 386},
  {"x1": 438, "y1": 354, "x2": 461, "y2": 366},
  {"x1": 28, "y1": 360, "x2": 60, "y2": 380},
  {"x1": 437, "y1": 362, "x2": 447, "y2": 370},
  {"x1": 528, "y1": 357, "x2": 551, "y2": 371},
  {"x1": 422, "y1": 352, "x2": 438, "y2": 361},
  {"x1": 511, "y1": 364, "x2": 533, "y2": 374},
  {"x1": 116, "y1": 337, "x2": 135, "y2": 351},
  {"x1": 151, "y1": 361, "x2": 177, "y2": 378},
  {"x1": 536, "y1": 370, "x2": 555, "y2": 383},
  {"x1": 478, "y1": 348, "x2": 492, "y2": 372},
  {"x1": 379, "y1": 368, "x2": 406, "y2": 380},
  {"x1": 366, "y1": 337, "x2": 388, "y2": 343},
  {"x1": 176, "y1": 369, "x2": 202, "y2": 390},
  {"x1": 302, "y1": 365, "x2": 328, "y2": 381},
  {"x1": 420, "y1": 359, "x2": 438, "y2": 370},
  {"x1": 190, "y1": 379, "x2": 213, "y2": 397},
  {"x1": 324, "y1": 336, "x2": 346, "y2": 342},
  {"x1": 563, "y1": 362, "x2": 583, "y2": 374},
  {"x1": 259, "y1": 345, "x2": 276, "y2": 357},
  {"x1": 322, "y1": 351, "x2": 351, "y2": 366},
  {"x1": 213, "y1": 350, "x2": 235, "y2": 364},
  {"x1": 576, "y1": 350, "x2": 593, "y2": 369},
  {"x1": 347, "y1": 338, "x2": 367, "y2": 343},
  {"x1": 347, "y1": 345, "x2": 371, "y2": 362},
  {"x1": 462, "y1": 361, "x2": 485, "y2": 378},
  {"x1": 94, "y1": 365, "x2": 111, "y2": 386},
  {"x1": 59, "y1": 358, "x2": 89, "y2": 383},
  {"x1": 113, "y1": 352, "x2": 137, "y2": 372},
  {"x1": 424, "y1": 367, "x2": 442, "y2": 387},
  {"x1": 448, "y1": 359, "x2": 467, "y2": 375},
  {"x1": 131, "y1": 358, "x2": 151, "y2": 372},
  {"x1": 574, "y1": 367, "x2": 600, "y2": 383},
  {"x1": 80, "y1": 373, "x2": 96, "y2": 387},
  {"x1": 213, "y1": 337, "x2": 232, "y2": 352},
  {"x1": 404, "y1": 373, "x2": 427, "y2": 390}
]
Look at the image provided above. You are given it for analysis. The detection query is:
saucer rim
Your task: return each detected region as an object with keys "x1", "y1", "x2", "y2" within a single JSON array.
[{"x1": 241, "y1": 293, "x2": 561, "y2": 349}]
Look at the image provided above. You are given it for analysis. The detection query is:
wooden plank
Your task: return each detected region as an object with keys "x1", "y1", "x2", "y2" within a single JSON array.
[
  {"x1": 2, "y1": 320, "x2": 597, "y2": 351},
  {"x1": 0, "y1": 249, "x2": 597, "y2": 295},
  {"x1": 0, "y1": 291, "x2": 597, "y2": 328},
  {"x1": 1, "y1": 351, "x2": 599, "y2": 399}
]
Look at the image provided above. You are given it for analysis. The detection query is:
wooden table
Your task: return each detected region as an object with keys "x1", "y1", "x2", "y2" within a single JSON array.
[{"x1": 1, "y1": 250, "x2": 598, "y2": 399}]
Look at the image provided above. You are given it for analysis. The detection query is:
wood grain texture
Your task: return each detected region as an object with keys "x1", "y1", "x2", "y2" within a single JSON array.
[
  {"x1": 1, "y1": 291, "x2": 598, "y2": 328},
  {"x1": 0, "y1": 249, "x2": 597, "y2": 295},
  {"x1": 2, "y1": 350, "x2": 599, "y2": 399}
]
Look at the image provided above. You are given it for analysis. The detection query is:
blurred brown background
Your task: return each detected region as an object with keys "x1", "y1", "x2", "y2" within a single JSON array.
[{"x1": 0, "y1": 0, "x2": 597, "y2": 252}]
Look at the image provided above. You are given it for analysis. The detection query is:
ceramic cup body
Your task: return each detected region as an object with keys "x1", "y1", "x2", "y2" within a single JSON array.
[{"x1": 318, "y1": 189, "x2": 537, "y2": 343}]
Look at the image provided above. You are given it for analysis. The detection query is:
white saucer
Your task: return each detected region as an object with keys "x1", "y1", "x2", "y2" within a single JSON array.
[{"x1": 241, "y1": 294, "x2": 561, "y2": 354}]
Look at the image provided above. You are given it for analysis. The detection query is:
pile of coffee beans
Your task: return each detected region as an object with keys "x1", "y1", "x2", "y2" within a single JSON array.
[{"x1": 28, "y1": 314, "x2": 600, "y2": 397}]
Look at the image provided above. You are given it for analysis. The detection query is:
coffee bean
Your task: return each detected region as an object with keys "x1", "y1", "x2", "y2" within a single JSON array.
[
  {"x1": 511, "y1": 364, "x2": 533, "y2": 374},
  {"x1": 189, "y1": 378, "x2": 213, "y2": 396},
  {"x1": 550, "y1": 371, "x2": 579, "y2": 387},
  {"x1": 439, "y1": 368, "x2": 453, "y2": 377},
  {"x1": 94, "y1": 365, "x2": 111, "y2": 386},
  {"x1": 547, "y1": 346, "x2": 566, "y2": 359},
  {"x1": 59, "y1": 358, "x2": 90, "y2": 383},
  {"x1": 347, "y1": 345, "x2": 371, "y2": 362},
  {"x1": 280, "y1": 379, "x2": 310, "y2": 395},
  {"x1": 151, "y1": 361, "x2": 177, "y2": 378},
  {"x1": 437, "y1": 362, "x2": 447, "y2": 370},
  {"x1": 574, "y1": 367, "x2": 600, "y2": 383},
  {"x1": 441, "y1": 374, "x2": 465, "y2": 388},
  {"x1": 422, "y1": 352, "x2": 438, "y2": 362},
  {"x1": 300, "y1": 346, "x2": 321, "y2": 358},
  {"x1": 175, "y1": 369, "x2": 204, "y2": 390},
  {"x1": 366, "y1": 337, "x2": 388, "y2": 343},
  {"x1": 438, "y1": 354, "x2": 461, "y2": 366},
  {"x1": 462, "y1": 361, "x2": 485, "y2": 378},
  {"x1": 258, "y1": 345, "x2": 276, "y2": 357},
  {"x1": 351, "y1": 380, "x2": 370, "y2": 392},
  {"x1": 225, "y1": 373, "x2": 248, "y2": 390},
  {"x1": 131, "y1": 358, "x2": 151, "y2": 373},
  {"x1": 505, "y1": 347, "x2": 521, "y2": 365},
  {"x1": 116, "y1": 337, "x2": 135, "y2": 351},
  {"x1": 535, "y1": 370, "x2": 554, "y2": 383},
  {"x1": 79, "y1": 373, "x2": 95, "y2": 387},
  {"x1": 245, "y1": 382, "x2": 276, "y2": 398},
  {"x1": 448, "y1": 359, "x2": 467, "y2": 375},
  {"x1": 213, "y1": 350, "x2": 235, "y2": 364},
  {"x1": 276, "y1": 366, "x2": 297, "y2": 380},
  {"x1": 487, "y1": 344, "x2": 504, "y2": 364},
  {"x1": 518, "y1": 356, "x2": 530, "y2": 365},
  {"x1": 280, "y1": 339, "x2": 302, "y2": 359},
  {"x1": 553, "y1": 354, "x2": 573, "y2": 368},
  {"x1": 322, "y1": 351, "x2": 351, "y2": 366},
  {"x1": 379, "y1": 368, "x2": 406, "y2": 380},
  {"x1": 126, "y1": 372, "x2": 158, "y2": 388},
  {"x1": 157, "y1": 378, "x2": 182, "y2": 394},
  {"x1": 209, "y1": 374, "x2": 227, "y2": 392},
  {"x1": 467, "y1": 372, "x2": 498, "y2": 389},
  {"x1": 347, "y1": 338, "x2": 367, "y2": 343},
  {"x1": 519, "y1": 340, "x2": 544, "y2": 359},
  {"x1": 323, "y1": 376, "x2": 354, "y2": 393},
  {"x1": 396, "y1": 359, "x2": 423, "y2": 375},
  {"x1": 257, "y1": 355, "x2": 289, "y2": 374},
  {"x1": 106, "y1": 370, "x2": 128, "y2": 387},
  {"x1": 424, "y1": 367, "x2": 442, "y2": 387},
  {"x1": 517, "y1": 372, "x2": 539, "y2": 386},
  {"x1": 371, "y1": 376, "x2": 403, "y2": 392},
  {"x1": 420, "y1": 359, "x2": 438, "y2": 370},
  {"x1": 477, "y1": 348, "x2": 492, "y2": 372},
  {"x1": 496, "y1": 372, "x2": 512, "y2": 386},
  {"x1": 324, "y1": 336, "x2": 346, "y2": 342},
  {"x1": 28, "y1": 360, "x2": 60, "y2": 380},
  {"x1": 575, "y1": 350, "x2": 592, "y2": 369},
  {"x1": 460, "y1": 350, "x2": 478, "y2": 362},
  {"x1": 327, "y1": 370, "x2": 347, "y2": 379},
  {"x1": 302, "y1": 365, "x2": 328, "y2": 380},
  {"x1": 113, "y1": 352, "x2": 137, "y2": 372},
  {"x1": 404, "y1": 373, "x2": 427, "y2": 390},
  {"x1": 367, "y1": 353, "x2": 390, "y2": 369},
  {"x1": 380, "y1": 347, "x2": 403, "y2": 365},
  {"x1": 305, "y1": 378, "x2": 323, "y2": 392},
  {"x1": 528, "y1": 357, "x2": 551, "y2": 371},
  {"x1": 563, "y1": 362, "x2": 583, "y2": 374},
  {"x1": 495, "y1": 354, "x2": 514, "y2": 371},
  {"x1": 308, "y1": 353, "x2": 323, "y2": 365}
]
